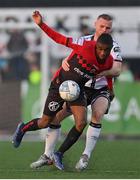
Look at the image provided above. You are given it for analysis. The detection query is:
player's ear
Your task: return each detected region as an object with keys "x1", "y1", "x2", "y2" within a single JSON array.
[{"x1": 94, "y1": 21, "x2": 97, "y2": 28}]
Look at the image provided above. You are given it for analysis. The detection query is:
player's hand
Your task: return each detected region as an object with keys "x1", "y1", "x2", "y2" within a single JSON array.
[
  {"x1": 32, "y1": 10, "x2": 43, "y2": 25},
  {"x1": 62, "y1": 57, "x2": 70, "y2": 71},
  {"x1": 95, "y1": 73, "x2": 102, "y2": 78},
  {"x1": 95, "y1": 71, "x2": 106, "y2": 78}
]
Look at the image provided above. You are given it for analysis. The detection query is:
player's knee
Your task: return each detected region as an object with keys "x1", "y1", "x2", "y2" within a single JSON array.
[
  {"x1": 93, "y1": 110, "x2": 104, "y2": 123},
  {"x1": 38, "y1": 117, "x2": 50, "y2": 128}
]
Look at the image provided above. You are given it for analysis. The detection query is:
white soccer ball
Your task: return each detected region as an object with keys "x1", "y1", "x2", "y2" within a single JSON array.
[{"x1": 59, "y1": 80, "x2": 80, "y2": 101}]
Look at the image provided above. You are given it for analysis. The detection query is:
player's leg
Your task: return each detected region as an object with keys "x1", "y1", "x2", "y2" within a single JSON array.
[
  {"x1": 12, "y1": 86, "x2": 64, "y2": 148},
  {"x1": 12, "y1": 114, "x2": 53, "y2": 148},
  {"x1": 57, "y1": 105, "x2": 87, "y2": 153},
  {"x1": 30, "y1": 124, "x2": 61, "y2": 169},
  {"x1": 83, "y1": 96, "x2": 109, "y2": 157},
  {"x1": 44, "y1": 103, "x2": 72, "y2": 157},
  {"x1": 30, "y1": 103, "x2": 72, "y2": 169},
  {"x1": 53, "y1": 105, "x2": 87, "y2": 170},
  {"x1": 76, "y1": 94, "x2": 110, "y2": 170}
]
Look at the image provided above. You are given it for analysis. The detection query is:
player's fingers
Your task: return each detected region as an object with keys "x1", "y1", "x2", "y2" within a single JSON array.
[
  {"x1": 62, "y1": 61, "x2": 70, "y2": 71},
  {"x1": 63, "y1": 65, "x2": 69, "y2": 71},
  {"x1": 63, "y1": 58, "x2": 70, "y2": 67},
  {"x1": 65, "y1": 61, "x2": 70, "y2": 70},
  {"x1": 34, "y1": 10, "x2": 40, "y2": 14},
  {"x1": 96, "y1": 73, "x2": 102, "y2": 78},
  {"x1": 66, "y1": 61, "x2": 70, "y2": 67},
  {"x1": 33, "y1": 10, "x2": 40, "y2": 16}
]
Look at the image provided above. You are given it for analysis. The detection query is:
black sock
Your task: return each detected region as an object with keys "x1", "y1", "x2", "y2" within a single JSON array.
[
  {"x1": 22, "y1": 118, "x2": 40, "y2": 132},
  {"x1": 58, "y1": 126, "x2": 82, "y2": 154},
  {"x1": 49, "y1": 124, "x2": 61, "y2": 129}
]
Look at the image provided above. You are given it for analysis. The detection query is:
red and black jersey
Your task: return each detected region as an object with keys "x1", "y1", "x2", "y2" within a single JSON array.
[{"x1": 39, "y1": 22, "x2": 113, "y2": 87}]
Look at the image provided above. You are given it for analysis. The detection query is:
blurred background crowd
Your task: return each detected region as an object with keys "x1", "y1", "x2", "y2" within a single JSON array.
[{"x1": 0, "y1": 8, "x2": 139, "y2": 84}]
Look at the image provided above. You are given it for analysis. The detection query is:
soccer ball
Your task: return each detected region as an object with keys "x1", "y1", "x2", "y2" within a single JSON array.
[{"x1": 59, "y1": 80, "x2": 80, "y2": 101}]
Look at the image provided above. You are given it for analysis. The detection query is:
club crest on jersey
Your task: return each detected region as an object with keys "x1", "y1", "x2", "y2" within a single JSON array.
[{"x1": 48, "y1": 101, "x2": 60, "y2": 111}]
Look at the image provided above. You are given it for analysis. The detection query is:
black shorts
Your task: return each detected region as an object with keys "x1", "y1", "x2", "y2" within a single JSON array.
[
  {"x1": 65, "y1": 86, "x2": 113, "y2": 114},
  {"x1": 84, "y1": 86, "x2": 112, "y2": 114},
  {"x1": 43, "y1": 80, "x2": 87, "y2": 116}
]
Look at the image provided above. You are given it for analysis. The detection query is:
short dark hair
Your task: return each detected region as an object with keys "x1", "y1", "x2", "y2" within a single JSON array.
[
  {"x1": 97, "y1": 33, "x2": 113, "y2": 48},
  {"x1": 97, "y1": 14, "x2": 113, "y2": 21}
]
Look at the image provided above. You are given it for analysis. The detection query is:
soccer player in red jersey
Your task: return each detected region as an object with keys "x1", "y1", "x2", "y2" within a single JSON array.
[
  {"x1": 30, "y1": 14, "x2": 122, "y2": 171},
  {"x1": 12, "y1": 11, "x2": 114, "y2": 170}
]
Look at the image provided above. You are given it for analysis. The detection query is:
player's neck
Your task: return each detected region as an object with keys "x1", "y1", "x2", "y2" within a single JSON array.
[
  {"x1": 93, "y1": 34, "x2": 98, "y2": 41},
  {"x1": 96, "y1": 57, "x2": 106, "y2": 64}
]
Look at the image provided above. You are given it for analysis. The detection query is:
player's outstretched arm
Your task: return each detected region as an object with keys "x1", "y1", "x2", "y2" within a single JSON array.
[
  {"x1": 96, "y1": 61, "x2": 122, "y2": 78},
  {"x1": 32, "y1": 10, "x2": 69, "y2": 46},
  {"x1": 32, "y1": 10, "x2": 82, "y2": 51}
]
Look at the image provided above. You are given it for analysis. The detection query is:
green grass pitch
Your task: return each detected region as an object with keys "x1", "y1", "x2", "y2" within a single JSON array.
[{"x1": 0, "y1": 139, "x2": 140, "y2": 179}]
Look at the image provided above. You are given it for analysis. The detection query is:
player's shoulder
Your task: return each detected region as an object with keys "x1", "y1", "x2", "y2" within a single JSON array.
[
  {"x1": 112, "y1": 38, "x2": 121, "y2": 51},
  {"x1": 111, "y1": 38, "x2": 122, "y2": 61},
  {"x1": 72, "y1": 34, "x2": 94, "y2": 46},
  {"x1": 81, "y1": 34, "x2": 94, "y2": 41}
]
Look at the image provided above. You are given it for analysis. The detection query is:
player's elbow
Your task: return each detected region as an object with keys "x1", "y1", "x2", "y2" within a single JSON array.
[
  {"x1": 115, "y1": 68, "x2": 121, "y2": 77},
  {"x1": 113, "y1": 61, "x2": 122, "y2": 77},
  {"x1": 115, "y1": 65, "x2": 122, "y2": 77}
]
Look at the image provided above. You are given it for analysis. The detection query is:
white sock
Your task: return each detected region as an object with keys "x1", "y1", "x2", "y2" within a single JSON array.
[
  {"x1": 44, "y1": 127, "x2": 61, "y2": 159},
  {"x1": 83, "y1": 124, "x2": 101, "y2": 158}
]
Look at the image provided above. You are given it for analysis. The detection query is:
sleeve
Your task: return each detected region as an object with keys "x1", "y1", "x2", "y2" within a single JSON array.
[
  {"x1": 39, "y1": 22, "x2": 68, "y2": 46},
  {"x1": 39, "y1": 22, "x2": 84, "y2": 51},
  {"x1": 111, "y1": 40, "x2": 123, "y2": 62}
]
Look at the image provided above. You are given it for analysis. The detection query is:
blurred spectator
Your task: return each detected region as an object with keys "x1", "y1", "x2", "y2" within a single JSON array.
[
  {"x1": 0, "y1": 57, "x2": 9, "y2": 81},
  {"x1": 7, "y1": 29, "x2": 28, "y2": 55},
  {"x1": 80, "y1": 24, "x2": 91, "y2": 36},
  {"x1": 79, "y1": 15, "x2": 91, "y2": 36},
  {"x1": 25, "y1": 51, "x2": 39, "y2": 65},
  {"x1": 26, "y1": 51, "x2": 41, "y2": 85},
  {"x1": 55, "y1": 16, "x2": 69, "y2": 33},
  {"x1": 7, "y1": 55, "x2": 29, "y2": 81},
  {"x1": 6, "y1": 17, "x2": 29, "y2": 81},
  {"x1": 117, "y1": 62, "x2": 134, "y2": 82}
]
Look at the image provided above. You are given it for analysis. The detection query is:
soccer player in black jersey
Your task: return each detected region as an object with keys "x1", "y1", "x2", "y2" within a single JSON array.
[{"x1": 12, "y1": 11, "x2": 114, "y2": 170}]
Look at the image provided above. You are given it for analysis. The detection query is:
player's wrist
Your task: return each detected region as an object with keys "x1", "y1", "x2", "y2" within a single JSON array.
[{"x1": 38, "y1": 20, "x2": 44, "y2": 27}]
